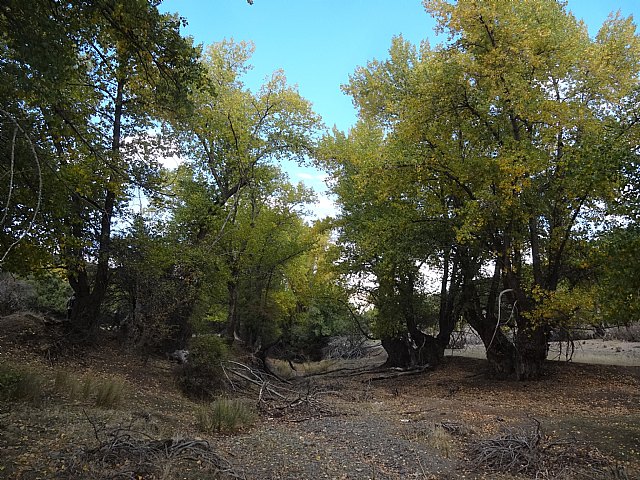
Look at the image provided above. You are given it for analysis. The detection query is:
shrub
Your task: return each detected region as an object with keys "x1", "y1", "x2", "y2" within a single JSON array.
[
  {"x1": 27, "y1": 272, "x2": 72, "y2": 316},
  {"x1": 0, "y1": 364, "x2": 45, "y2": 404},
  {"x1": 178, "y1": 335, "x2": 228, "y2": 399},
  {"x1": 195, "y1": 398, "x2": 255, "y2": 433},
  {"x1": 0, "y1": 273, "x2": 36, "y2": 315}
]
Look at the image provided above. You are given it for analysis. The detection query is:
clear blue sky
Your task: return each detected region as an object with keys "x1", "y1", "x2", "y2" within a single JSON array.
[
  {"x1": 159, "y1": 0, "x2": 640, "y2": 217},
  {"x1": 161, "y1": 0, "x2": 639, "y2": 133}
]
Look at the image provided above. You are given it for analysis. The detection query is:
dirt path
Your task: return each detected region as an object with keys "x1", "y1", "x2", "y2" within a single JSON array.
[{"x1": 215, "y1": 356, "x2": 640, "y2": 479}]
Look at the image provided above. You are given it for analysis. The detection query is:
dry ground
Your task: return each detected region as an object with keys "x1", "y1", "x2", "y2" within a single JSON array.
[
  {"x1": 0, "y1": 313, "x2": 638, "y2": 479},
  {"x1": 453, "y1": 339, "x2": 640, "y2": 366}
]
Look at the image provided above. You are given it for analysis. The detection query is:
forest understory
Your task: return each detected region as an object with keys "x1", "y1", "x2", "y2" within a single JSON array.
[{"x1": 0, "y1": 313, "x2": 638, "y2": 480}]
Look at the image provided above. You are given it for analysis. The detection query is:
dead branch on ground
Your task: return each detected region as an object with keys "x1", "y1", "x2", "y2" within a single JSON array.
[
  {"x1": 80, "y1": 413, "x2": 243, "y2": 479},
  {"x1": 222, "y1": 360, "x2": 338, "y2": 420},
  {"x1": 469, "y1": 417, "x2": 614, "y2": 478},
  {"x1": 369, "y1": 364, "x2": 433, "y2": 381},
  {"x1": 470, "y1": 418, "x2": 544, "y2": 474}
]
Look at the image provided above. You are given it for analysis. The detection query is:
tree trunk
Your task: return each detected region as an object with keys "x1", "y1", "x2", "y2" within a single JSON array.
[
  {"x1": 381, "y1": 335, "x2": 413, "y2": 368},
  {"x1": 381, "y1": 332, "x2": 444, "y2": 368},
  {"x1": 225, "y1": 277, "x2": 239, "y2": 342},
  {"x1": 514, "y1": 324, "x2": 549, "y2": 380},
  {"x1": 67, "y1": 78, "x2": 124, "y2": 335},
  {"x1": 465, "y1": 308, "x2": 518, "y2": 377}
]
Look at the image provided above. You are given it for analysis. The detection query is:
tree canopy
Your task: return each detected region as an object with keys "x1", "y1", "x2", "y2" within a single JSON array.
[
  {"x1": 319, "y1": 0, "x2": 640, "y2": 378},
  {"x1": 1, "y1": 0, "x2": 639, "y2": 381}
]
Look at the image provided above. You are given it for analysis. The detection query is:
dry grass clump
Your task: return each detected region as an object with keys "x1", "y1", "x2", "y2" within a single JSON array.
[
  {"x1": 268, "y1": 358, "x2": 338, "y2": 378},
  {"x1": 94, "y1": 379, "x2": 125, "y2": 408},
  {"x1": 53, "y1": 370, "x2": 125, "y2": 408},
  {"x1": 0, "y1": 363, "x2": 45, "y2": 404},
  {"x1": 195, "y1": 397, "x2": 256, "y2": 433},
  {"x1": 429, "y1": 424, "x2": 454, "y2": 458}
]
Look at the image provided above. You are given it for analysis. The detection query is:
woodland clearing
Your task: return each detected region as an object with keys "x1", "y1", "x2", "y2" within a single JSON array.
[{"x1": 0, "y1": 313, "x2": 638, "y2": 479}]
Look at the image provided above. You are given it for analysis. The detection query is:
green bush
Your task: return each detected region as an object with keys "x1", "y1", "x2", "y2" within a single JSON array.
[
  {"x1": 195, "y1": 398, "x2": 255, "y2": 433},
  {"x1": 178, "y1": 335, "x2": 228, "y2": 399},
  {"x1": 28, "y1": 272, "x2": 72, "y2": 316}
]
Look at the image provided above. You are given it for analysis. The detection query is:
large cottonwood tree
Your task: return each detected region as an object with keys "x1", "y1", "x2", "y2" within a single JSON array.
[
  {"x1": 323, "y1": 0, "x2": 640, "y2": 378},
  {"x1": 169, "y1": 40, "x2": 327, "y2": 345}
]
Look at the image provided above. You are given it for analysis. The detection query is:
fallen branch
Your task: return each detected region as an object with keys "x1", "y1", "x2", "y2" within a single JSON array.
[
  {"x1": 469, "y1": 417, "x2": 612, "y2": 478},
  {"x1": 369, "y1": 365, "x2": 433, "y2": 382},
  {"x1": 222, "y1": 360, "x2": 337, "y2": 420},
  {"x1": 80, "y1": 415, "x2": 243, "y2": 479}
]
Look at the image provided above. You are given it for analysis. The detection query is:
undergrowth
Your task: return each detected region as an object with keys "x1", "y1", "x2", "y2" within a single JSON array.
[
  {"x1": 195, "y1": 397, "x2": 256, "y2": 433},
  {"x1": 0, "y1": 362, "x2": 125, "y2": 408}
]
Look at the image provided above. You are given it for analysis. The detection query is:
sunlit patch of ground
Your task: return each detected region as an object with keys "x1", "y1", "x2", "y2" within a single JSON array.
[{"x1": 450, "y1": 340, "x2": 640, "y2": 366}]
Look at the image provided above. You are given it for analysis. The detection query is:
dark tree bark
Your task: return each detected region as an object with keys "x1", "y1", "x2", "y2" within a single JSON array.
[{"x1": 381, "y1": 335, "x2": 414, "y2": 367}]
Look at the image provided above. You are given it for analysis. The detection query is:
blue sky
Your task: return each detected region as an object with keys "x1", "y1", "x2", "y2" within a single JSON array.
[{"x1": 159, "y1": 0, "x2": 640, "y2": 217}]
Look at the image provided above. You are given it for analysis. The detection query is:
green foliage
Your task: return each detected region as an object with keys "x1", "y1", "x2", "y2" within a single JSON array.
[
  {"x1": 27, "y1": 271, "x2": 72, "y2": 315},
  {"x1": 195, "y1": 398, "x2": 256, "y2": 433},
  {"x1": 0, "y1": 271, "x2": 70, "y2": 316},
  {"x1": 178, "y1": 335, "x2": 229, "y2": 399},
  {"x1": 320, "y1": 0, "x2": 640, "y2": 376},
  {"x1": 595, "y1": 226, "x2": 640, "y2": 325},
  {"x1": 110, "y1": 216, "x2": 197, "y2": 351},
  {"x1": 0, "y1": 0, "x2": 202, "y2": 332}
]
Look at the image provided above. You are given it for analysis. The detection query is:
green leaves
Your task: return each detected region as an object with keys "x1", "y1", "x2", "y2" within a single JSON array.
[{"x1": 321, "y1": 0, "x2": 640, "y2": 374}]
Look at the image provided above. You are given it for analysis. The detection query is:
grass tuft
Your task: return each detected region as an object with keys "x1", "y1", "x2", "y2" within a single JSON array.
[
  {"x1": 429, "y1": 424, "x2": 454, "y2": 458},
  {"x1": 94, "y1": 379, "x2": 125, "y2": 408},
  {"x1": 0, "y1": 364, "x2": 45, "y2": 404},
  {"x1": 195, "y1": 398, "x2": 256, "y2": 433}
]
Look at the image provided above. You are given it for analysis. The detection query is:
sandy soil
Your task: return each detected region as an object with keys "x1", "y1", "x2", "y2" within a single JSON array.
[{"x1": 451, "y1": 339, "x2": 640, "y2": 366}]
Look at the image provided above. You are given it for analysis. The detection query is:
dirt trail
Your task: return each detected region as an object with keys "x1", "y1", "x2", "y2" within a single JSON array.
[{"x1": 214, "y1": 355, "x2": 640, "y2": 479}]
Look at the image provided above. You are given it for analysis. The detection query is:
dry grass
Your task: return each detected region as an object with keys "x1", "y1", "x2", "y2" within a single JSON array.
[
  {"x1": 0, "y1": 362, "x2": 46, "y2": 404},
  {"x1": 53, "y1": 369, "x2": 125, "y2": 408},
  {"x1": 268, "y1": 358, "x2": 337, "y2": 379},
  {"x1": 195, "y1": 397, "x2": 256, "y2": 433},
  {"x1": 429, "y1": 424, "x2": 454, "y2": 458},
  {"x1": 94, "y1": 378, "x2": 125, "y2": 408}
]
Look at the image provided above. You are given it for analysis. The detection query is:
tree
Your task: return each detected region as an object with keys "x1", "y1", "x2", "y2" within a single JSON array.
[
  {"x1": 318, "y1": 120, "x2": 461, "y2": 368},
  {"x1": 168, "y1": 39, "x2": 327, "y2": 347},
  {"x1": 0, "y1": 0, "x2": 201, "y2": 334},
  {"x1": 324, "y1": 0, "x2": 640, "y2": 378}
]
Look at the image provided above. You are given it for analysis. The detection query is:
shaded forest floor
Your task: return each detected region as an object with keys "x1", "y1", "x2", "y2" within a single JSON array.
[{"x1": 0, "y1": 313, "x2": 638, "y2": 479}]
